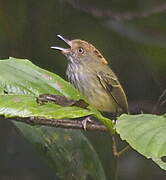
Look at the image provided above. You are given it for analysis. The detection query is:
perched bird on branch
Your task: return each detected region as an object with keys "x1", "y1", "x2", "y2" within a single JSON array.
[{"x1": 51, "y1": 35, "x2": 128, "y2": 117}]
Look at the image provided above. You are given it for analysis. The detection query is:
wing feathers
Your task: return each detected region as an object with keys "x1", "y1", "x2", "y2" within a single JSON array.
[{"x1": 97, "y1": 71, "x2": 128, "y2": 113}]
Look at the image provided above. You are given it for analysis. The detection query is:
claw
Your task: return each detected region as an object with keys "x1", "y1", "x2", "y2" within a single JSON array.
[{"x1": 82, "y1": 116, "x2": 94, "y2": 130}]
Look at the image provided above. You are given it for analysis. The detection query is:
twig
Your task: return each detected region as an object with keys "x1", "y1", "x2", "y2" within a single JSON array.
[
  {"x1": 0, "y1": 116, "x2": 108, "y2": 132},
  {"x1": 66, "y1": 0, "x2": 166, "y2": 20},
  {"x1": 152, "y1": 89, "x2": 166, "y2": 113},
  {"x1": 112, "y1": 136, "x2": 130, "y2": 158},
  {"x1": 111, "y1": 135, "x2": 130, "y2": 179}
]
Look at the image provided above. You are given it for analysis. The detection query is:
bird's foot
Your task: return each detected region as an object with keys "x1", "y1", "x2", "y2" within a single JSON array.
[{"x1": 82, "y1": 116, "x2": 95, "y2": 130}]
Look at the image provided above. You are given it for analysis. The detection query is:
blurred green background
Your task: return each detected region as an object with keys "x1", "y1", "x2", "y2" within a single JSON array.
[{"x1": 0, "y1": 0, "x2": 165, "y2": 179}]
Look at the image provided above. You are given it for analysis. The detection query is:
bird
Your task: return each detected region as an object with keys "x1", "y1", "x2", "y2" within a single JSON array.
[{"x1": 51, "y1": 35, "x2": 128, "y2": 118}]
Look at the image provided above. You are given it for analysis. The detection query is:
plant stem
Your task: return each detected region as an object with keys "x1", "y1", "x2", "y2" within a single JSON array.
[
  {"x1": 112, "y1": 135, "x2": 119, "y2": 180},
  {"x1": 111, "y1": 135, "x2": 130, "y2": 180}
]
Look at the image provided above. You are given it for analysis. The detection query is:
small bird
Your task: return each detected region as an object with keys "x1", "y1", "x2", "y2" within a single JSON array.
[{"x1": 51, "y1": 35, "x2": 128, "y2": 117}]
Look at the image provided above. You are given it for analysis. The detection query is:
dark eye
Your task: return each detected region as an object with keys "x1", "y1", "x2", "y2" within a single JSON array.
[{"x1": 77, "y1": 47, "x2": 84, "y2": 54}]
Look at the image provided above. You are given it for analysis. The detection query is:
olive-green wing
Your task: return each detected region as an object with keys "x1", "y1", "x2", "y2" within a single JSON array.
[{"x1": 97, "y1": 71, "x2": 128, "y2": 113}]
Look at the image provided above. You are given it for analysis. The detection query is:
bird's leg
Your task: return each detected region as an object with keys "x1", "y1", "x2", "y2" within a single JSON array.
[
  {"x1": 81, "y1": 116, "x2": 96, "y2": 130},
  {"x1": 36, "y1": 94, "x2": 52, "y2": 105},
  {"x1": 37, "y1": 94, "x2": 67, "y2": 105},
  {"x1": 36, "y1": 94, "x2": 89, "y2": 108},
  {"x1": 112, "y1": 117, "x2": 117, "y2": 124}
]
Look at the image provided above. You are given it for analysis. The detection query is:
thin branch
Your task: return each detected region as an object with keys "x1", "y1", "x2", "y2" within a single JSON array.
[
  {"x1": 1, "y1": 116, "x2": 108, "y2": 132},
  {"x1": 66, "y1": 0, "x2": 166, "y2": 20},
  {"x1": 152, "y1": 89, "x2": 166, "y2": 113},
  {"x1": 112, "y1": 136, "x2": 130, "y2": 158}
]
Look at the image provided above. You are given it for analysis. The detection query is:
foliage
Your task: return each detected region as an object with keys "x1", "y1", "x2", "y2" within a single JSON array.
[
  {"x1": 116, "y1": 114, "x2": 166, "y2": 170},
  {"x1": 0, "y1": 57, "x2": 108, "y2": 180},
  {"x1": 0, "y1": 57, "x2": 165, "y2": 177}
]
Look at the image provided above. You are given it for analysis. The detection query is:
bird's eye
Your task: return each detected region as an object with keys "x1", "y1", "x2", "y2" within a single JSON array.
[{"x1": 77, "y1": 47, "x2": 84, "y2": 54}]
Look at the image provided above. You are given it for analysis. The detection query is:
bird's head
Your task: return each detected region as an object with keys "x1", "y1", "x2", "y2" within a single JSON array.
[{"x1": 51, "y1": 35, "x2": 108, "y2": 65}]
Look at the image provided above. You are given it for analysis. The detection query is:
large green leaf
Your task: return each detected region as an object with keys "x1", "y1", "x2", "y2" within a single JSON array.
[
  {"x1": 15, "y1": 122, "x2": 106, "y2": 180},
  {"x1": 0, "y1": 57, "x2": 110, "y2": 179},
  {"x1": 0, "y1": 94, "x2": 93, "y2": 119},
  {"x1": 0, "y1": 57, "x2": 81, "y2": 98},
  {"x1": 116, "y1": 114, "x2": 166, "y2": 170},
  {"x1": 0, "y1": 57, "x2": 113, "y2": 130}
]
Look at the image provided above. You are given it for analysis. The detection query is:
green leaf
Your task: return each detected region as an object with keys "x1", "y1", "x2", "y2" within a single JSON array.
[
  {"x1": 0, "y1": 57, "x2": 111, "y2": 179},
  {"x1": 116, "y1": 114, "x2": 166, "y2": 170},
  {"x1": 0, "y1": 57, "x2": 81, "y2": 98},
  {"x1": 0, "y1": 57, "x2": 113, "y2": 131},
  {"x1": 0, "y1": 94, "x2": 93, "y2": 119},
  {"x1": 14, "y1": 122, "x2": 106, "y2": 180}
]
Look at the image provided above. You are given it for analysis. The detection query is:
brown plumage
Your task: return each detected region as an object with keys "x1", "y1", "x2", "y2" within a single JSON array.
[{"x1": 51, "y1": 35, "x2": 128, "y2": 116}]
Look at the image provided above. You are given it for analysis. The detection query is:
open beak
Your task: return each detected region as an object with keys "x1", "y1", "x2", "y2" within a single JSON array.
[{"x1": 51, "y1": 35, "x2": 72, "y2": 53}]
